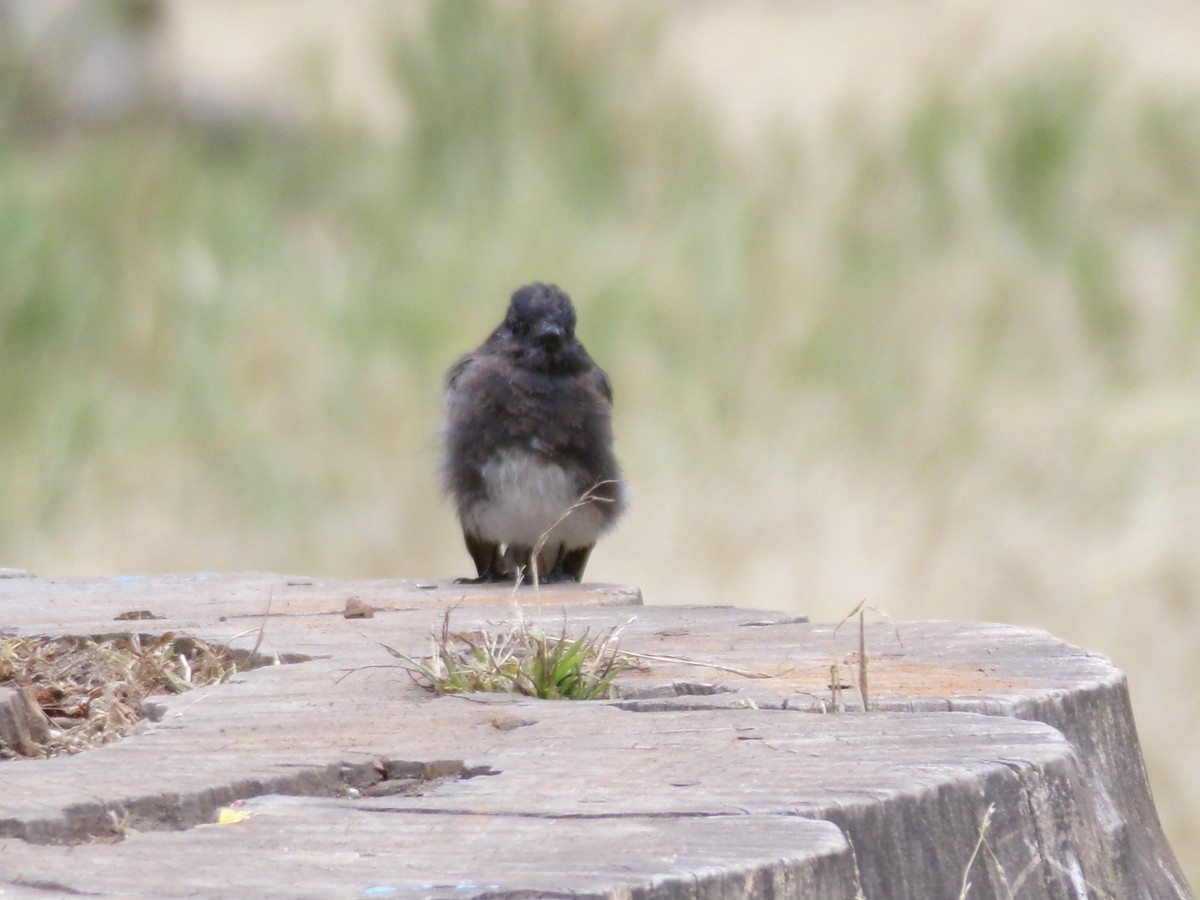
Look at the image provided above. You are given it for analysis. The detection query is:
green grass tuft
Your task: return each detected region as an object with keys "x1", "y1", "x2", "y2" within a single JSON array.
[{"x1": 380, "y1": 609, "x2": 632, "y2": 701}]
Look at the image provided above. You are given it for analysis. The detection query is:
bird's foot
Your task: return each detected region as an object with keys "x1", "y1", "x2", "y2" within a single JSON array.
[
  {"x1": 453, "y1": 571, "x2": 513, "y2": 585},
  {"x1": 533, "y1": 568, "x2": 580, "y2": 585}
]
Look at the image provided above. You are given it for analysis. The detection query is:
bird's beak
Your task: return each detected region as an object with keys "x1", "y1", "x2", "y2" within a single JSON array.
[{"x1": 534, "y1": 322, "x2": 565, "y2": 346}]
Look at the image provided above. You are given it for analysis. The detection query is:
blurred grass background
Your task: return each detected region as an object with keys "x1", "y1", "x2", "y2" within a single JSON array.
[{"x1": 2, "y1": 0, "x2": 1198, "y2": 881}]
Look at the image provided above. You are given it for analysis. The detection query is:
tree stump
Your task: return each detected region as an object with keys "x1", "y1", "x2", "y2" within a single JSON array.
[{"x1": 0, "y1": 574, "x2": 1190, "y2": 899}]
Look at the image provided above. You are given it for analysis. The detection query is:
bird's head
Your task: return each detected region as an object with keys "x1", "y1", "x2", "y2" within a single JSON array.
[{"x1": 494, "y1": 283, "x2": 584, "y2": 372}]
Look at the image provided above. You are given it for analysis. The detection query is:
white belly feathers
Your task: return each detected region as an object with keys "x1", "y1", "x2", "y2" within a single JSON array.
[{"x1": 461, "y1": 448, "x2": 611, "y2": 550}]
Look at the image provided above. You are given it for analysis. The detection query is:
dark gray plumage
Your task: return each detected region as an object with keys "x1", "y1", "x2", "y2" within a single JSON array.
[{"x1": 443, "y1": 283, "x2": 626, "y2": 584}]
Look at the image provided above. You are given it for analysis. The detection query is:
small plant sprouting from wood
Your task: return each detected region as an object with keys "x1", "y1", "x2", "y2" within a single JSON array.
[
  {"x1": 373, "y1": 482, "x2": 634, "y2": 700},
  {"x1": 379, "y1": 608, "x2": 636, "y2": 701}
]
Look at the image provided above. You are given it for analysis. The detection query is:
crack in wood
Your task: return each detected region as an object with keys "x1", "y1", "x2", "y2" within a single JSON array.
[{"x1": 0, "y1": 758, "x2": 497, "y2": 846}]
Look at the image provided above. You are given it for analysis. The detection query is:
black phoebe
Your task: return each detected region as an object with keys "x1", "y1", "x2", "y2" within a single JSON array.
[{"x1": 443, "y1": 283, "x2": 627, "y2": 584}]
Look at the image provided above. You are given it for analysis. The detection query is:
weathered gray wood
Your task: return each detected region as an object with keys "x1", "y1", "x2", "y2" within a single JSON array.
[{"x1": 0, "y1": 574, "x2": 1190, "y2": 899}]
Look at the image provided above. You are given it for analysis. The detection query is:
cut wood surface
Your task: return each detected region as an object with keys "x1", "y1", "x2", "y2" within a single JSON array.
[{"x1": 0, "y1": 574, "x2": 1190, "y2": 899}]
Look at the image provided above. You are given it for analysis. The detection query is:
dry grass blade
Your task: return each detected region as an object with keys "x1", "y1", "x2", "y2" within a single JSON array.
[
  {"x1": 958, "y1": 803, "x2": 997, "y2": 900},
  {"x1": 619, "y1": 650, "x2": 772, "y2": 680},
  {"x1": 249, "y1": 587, "x2": 276, "y2": 664},
  {"x1": 830, "y1": 662, "x2": 843, "y2": 713},
  {"x1": 832, "y1": 600, "x2": 904, "y2": 712},
  {"x1": 530, "y1": 480, "x2": 619, "y2": 589},
  {"x1": 858, "y1": 607, "x2": 868, "y2": 712}
]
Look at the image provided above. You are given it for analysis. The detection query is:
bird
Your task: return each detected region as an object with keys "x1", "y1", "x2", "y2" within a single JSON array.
[{"x1": 442, "y1": 282, "x2": 627, "y2": 584}]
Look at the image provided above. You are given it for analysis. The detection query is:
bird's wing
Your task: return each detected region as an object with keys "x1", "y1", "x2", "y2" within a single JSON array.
[
  {"x1": 444, "y1": 354, "x2": 475, "y2": 397},
  {"x1": 593, "y1": 365, "x2": 615, "y2": 405}
]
